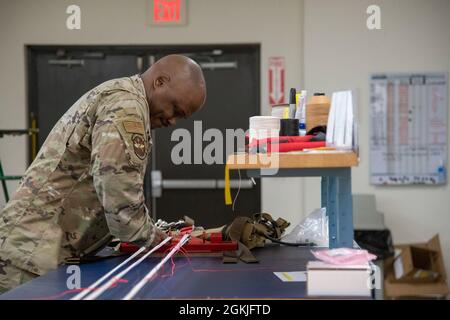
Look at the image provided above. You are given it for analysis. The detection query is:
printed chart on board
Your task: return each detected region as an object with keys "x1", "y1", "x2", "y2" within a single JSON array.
[{"x1": 370, "y1": 73, "x2": 448, "y2": 185}]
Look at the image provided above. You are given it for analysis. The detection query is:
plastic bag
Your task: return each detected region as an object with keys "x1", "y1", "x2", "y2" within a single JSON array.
[
  {"x1": 281, "y1": 208, "x2": 328, "y2": 247},
  {"x1": 311, "y1": 248, "x2": 377, "y2": 265}
]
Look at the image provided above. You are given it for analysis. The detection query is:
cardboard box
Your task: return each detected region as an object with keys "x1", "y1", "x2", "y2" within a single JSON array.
[
  {"x1": 393, "y1": 244, "x2": 440, "y2": 283},
  {"x1": 384, "y1": 234, "x2": 449, "y2": 299}
]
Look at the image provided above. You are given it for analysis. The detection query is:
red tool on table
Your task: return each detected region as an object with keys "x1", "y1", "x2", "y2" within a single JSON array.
[
  {"x1": 247, "y1": 135, "x2": 326, "y2": 153},
  {"x1": 120, "y1": 226, "x2": 238, "y2": 254}
]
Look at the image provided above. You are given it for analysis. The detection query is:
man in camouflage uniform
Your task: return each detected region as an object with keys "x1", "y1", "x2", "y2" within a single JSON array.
[{"x1": 0, "y1": 55, "x2": 206, "y2": 293}]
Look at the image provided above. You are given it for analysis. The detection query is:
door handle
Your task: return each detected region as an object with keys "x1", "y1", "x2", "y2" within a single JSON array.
[
  {"x1": 162, "y1": 179, "x2": 253, "y2": 189},
  {"x1": 48, "y1": 59, "x2": 85, "y2": 67},
  {"x1": 151, "y1": 170, "x2": 253, "y2": 197}
]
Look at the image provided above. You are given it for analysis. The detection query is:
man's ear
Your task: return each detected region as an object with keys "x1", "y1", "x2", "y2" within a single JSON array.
[{"x1": 154, "y1": 74, "x2": 170, "y2": 88}]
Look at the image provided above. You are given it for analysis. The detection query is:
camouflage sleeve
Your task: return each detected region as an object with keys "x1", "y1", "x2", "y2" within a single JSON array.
[{"x1": 90, "y1": 100, "x2": 155, "y2": 247}]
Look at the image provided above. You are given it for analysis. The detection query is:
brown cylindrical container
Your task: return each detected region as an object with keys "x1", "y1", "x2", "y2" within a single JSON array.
[{"x1": 306, "y1": 93, "x2": 331, "y2": 132}]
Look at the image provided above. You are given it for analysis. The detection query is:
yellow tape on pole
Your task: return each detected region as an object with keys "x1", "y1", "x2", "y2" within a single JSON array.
[{"x1": 224, "y1": 164, "x2": 232, "y2": 205}]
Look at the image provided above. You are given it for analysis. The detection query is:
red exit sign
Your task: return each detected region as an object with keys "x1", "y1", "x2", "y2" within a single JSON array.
[{"x1": 150, "y1": 0, "x2": 187, "y2": 25}]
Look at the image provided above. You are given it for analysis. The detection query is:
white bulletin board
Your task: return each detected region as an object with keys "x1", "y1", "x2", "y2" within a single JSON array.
[{"x1": 370, "y1": 73, "x2": 448, "y2": 185}]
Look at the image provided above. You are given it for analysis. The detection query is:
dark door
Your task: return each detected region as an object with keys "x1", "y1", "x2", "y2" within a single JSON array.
[
  {"x1": 149, "y1": 47, "x2": 260, "y2": 227},
  {"x1": 29, "y1": 48, "x2": 141, "y2": 148},
  {"x1": 28, "y1": 45, "x2": 260, "y2": 229}
]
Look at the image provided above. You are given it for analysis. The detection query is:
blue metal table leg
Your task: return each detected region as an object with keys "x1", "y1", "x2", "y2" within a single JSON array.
[
  {"x1": 322, "y1": 169, "x2": 353, "y2": 248},
  {"x1": 321, "y1": 176, "x2": 328, "y2": 208},
  {"x1": 336, "y1": 168, "x2": 353, "y2": 248},
  {"x1": 325, "y1": 175, "x2": 337, "y2": 248}
]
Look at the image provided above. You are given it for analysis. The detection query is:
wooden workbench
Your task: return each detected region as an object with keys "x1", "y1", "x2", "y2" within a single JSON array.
[
  {"x1": 227, "y1": 151, "x2": 359, "y2": 169},
  {"x1": 226, "y1": 151, "x2": 359, "y2": 248}
]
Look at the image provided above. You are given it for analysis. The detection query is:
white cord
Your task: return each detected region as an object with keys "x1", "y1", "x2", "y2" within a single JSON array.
[
  {"x1": 122, "y1": 234, "x2": 190, "y2": 300},
  {"x1": 232, "y1": 169, "x2": 241, "y2": 212},
  {"x1": 71, "y1": 246, "x2": 147, "y2": 300},
  {"x1": 83, "y1": 236, "x2": 172, "y2": 300}
]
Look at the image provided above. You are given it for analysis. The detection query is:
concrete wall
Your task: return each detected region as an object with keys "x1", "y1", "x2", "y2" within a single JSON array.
[
  {"x1": 0, "y1": 0, "x2": 305, "y2": 226},
  {"x1": 303, "y1": 0, "x2": 450, "y2": 283}
]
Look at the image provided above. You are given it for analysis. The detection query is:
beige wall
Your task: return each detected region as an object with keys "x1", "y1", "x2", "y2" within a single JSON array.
[
  {"x1": 303, "y1": 0, "x2": 450, "y2": 283},
  {"x1": 0, "y1": 0, "x2": 305, "y2": 225}
]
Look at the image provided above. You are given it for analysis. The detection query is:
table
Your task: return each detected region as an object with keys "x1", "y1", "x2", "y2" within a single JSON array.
[
  {"x1": 227, "y1": 151, "x2": 359, "y2": 248},
  {"x1": 0, "y1": 245, "x2": 371, "y2": 300}
]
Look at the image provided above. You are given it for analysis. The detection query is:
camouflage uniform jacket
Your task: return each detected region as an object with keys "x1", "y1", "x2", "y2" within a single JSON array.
[{"x1": 0, "y1": 75, "x2": 156, "y2": 275}]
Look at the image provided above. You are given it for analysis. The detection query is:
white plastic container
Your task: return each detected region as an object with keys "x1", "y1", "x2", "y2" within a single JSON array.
[{"x1": 249, "y1": 116, "x2": 280, "y2": 143}]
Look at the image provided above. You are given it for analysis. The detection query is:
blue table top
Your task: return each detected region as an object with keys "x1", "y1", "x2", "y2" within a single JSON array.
[{"x1": 0, "y1": 245, "x2": 318, "y2": 300}]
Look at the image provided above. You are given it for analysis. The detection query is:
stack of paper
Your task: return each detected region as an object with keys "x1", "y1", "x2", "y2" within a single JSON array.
[
  {"x1": 307, "y1": 261, "x2": 372, "y2": 297},
  {"x1": 326, "y1": 90, "x2": 354, "y2": 150}
]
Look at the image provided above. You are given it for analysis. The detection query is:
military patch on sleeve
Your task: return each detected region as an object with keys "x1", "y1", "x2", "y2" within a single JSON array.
[
  {"x1": 123, "y1": 121, "x2": 145, "y2": 135},
  {"x1": 131, "y1": 134, "x2": 146, "y2": 160}
]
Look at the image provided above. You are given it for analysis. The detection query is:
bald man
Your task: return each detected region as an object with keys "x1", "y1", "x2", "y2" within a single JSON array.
[{"x1": 0, "y1": 55, "x2": 206, "y2": 293}]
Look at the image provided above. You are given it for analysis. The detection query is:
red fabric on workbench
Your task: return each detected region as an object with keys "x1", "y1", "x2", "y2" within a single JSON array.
[
  {"x1": 266, "y1": 141, "x2": 326, "y2": 153},
  {"x1": 248, "y1": 135, "x2": 313, "y2": 148}
]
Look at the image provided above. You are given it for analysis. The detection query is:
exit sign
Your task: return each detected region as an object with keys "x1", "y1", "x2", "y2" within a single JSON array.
[{"x1": 149, "y1": 0, "x2": 187, "y2": 26}]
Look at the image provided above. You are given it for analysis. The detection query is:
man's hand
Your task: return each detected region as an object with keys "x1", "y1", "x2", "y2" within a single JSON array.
[{"x1": 150, "y1": 228, "x2": 168, "y2": 247}]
